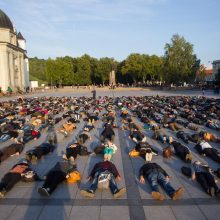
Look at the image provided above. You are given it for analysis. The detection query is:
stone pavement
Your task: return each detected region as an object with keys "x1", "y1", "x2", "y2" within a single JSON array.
[{"x1": 0, "y1": 89, "x2": 219, "y2": 220}]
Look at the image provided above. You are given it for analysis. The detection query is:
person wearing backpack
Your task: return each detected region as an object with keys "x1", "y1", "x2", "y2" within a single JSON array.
[
  {"x1": 0, "y1": 159, "x2": 39, "y2": 198},
  {"x1": 191, "y1": 161, "x2": 219, "y2": 196},
  {"x1": 62, "y1": 142, "x2": 91, "y2": 162},
  {"x1": 80, "y1": 160, "x2": 126, "y2": 199}
]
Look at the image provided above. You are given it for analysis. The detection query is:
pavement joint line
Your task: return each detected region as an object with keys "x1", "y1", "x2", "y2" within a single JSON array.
[
  {"x1": 117, "y1": 115, "x2": 146, "y2": 220},
  {"x1": 0, "y1": 198, "x2": 219, "y2": 206}
]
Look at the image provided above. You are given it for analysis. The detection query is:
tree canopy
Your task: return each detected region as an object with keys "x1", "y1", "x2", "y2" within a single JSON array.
[{"x1": 29, "y1": 34, "x2": 201, "y2": 86}]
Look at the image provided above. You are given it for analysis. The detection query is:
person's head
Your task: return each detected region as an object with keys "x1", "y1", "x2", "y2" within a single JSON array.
[
  {"x1": 69, "y1": 143, "x2": 77, "y2": 148},
  {"x1": 193, "y1": 160, "x2": 201, "y2": 166},
  {"x1": 18, "y1": 158, "x2": 29, "y2": 166}
]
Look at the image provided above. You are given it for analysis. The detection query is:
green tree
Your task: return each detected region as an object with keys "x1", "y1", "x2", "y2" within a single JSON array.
[
  {"x1": 29, "y1": 57, "x2": 47, "y2": 81},
  {"x1": 95, "y1": 57, "x2": 114, "y2": 84},
  {"x1": 121, "y1": 53, "x2": 145, "y2": 83},
  {"x1": 164, "y1": 34, "x2": 199, "y2": 84},
  {"x1": 74, "y1": 55, "x2": 92, "y2": 85}
]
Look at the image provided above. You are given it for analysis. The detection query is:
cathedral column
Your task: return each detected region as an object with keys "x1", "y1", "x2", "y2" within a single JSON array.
[
  {"x1": 19, "y1": 54, "x2": 24, "y2": 90},
  {"x1": 9, "y1": 51, "x2": 15, "y2": 88},
  {"x1": 7, "y1": 51, "x2": 12, "y2": 87}
]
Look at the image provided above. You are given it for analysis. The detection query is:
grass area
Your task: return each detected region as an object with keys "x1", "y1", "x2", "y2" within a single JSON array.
[{"x1": 29, "y1": 75, "x2": 48, "y2": 86}]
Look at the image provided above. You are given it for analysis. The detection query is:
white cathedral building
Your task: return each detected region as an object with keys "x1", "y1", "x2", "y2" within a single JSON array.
[{"x1": 0, "y1": 9, "x2": 29, "y2": 92}]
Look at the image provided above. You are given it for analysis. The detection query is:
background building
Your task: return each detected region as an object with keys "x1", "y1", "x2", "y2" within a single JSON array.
[
  {"x1": 0, "y1": 9, "x2": 29, "y2": 92},
  {"x1": 213, "y1": 60, "x2": 220, "y2": 80}
]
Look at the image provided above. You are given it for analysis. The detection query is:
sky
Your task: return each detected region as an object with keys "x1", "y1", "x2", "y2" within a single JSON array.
[{"x1": 0, "y1": 0, "x2": 219, "y2": 67}]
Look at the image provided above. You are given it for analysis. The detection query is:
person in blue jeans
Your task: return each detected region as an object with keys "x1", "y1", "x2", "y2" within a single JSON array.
[
  {"x1": 80, "y1": 160, "x2": 126, "y2": 199},
  {"x1": 139, "y1": 162, "x2": 184, "y2": 201},
  {"x1": 0, "y1": 134, "x2": 11, "y2": 142}
]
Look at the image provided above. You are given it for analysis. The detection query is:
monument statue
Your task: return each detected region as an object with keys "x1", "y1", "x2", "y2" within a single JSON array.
[{"x1": 109, "y1": 63, "x2": 116, "y2": 87}]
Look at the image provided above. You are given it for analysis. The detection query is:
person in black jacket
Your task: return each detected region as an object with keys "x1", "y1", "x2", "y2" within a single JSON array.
[
  {"x1": 195, "y1": 141, "x2": 220, "y2": 163},
  {"x1": 80, "y1": 160, "x2": 126, "y2": 199},
  {"x1": 129, "y1": 128, "x2": 146, "y2": 143},
  {"x1": 139, "y1": 162, "x2": 184, "y2": 201},
  {"x1": 100, "y1": 125, "x2": 115, "y2": 142},
  {"x1": 62, "y1": 142, "x2": 91, "y2": 162},
  {"x1": 38, "y1": 160, "x2": 77, "y2": 196},
  {"x1": 25, "y1": 142, "x2": 56, "y2": 162},
  {"x1": 171, "y1": 141, "x2": 192, "y2": 163},
  {"x1": 0, "y1": 142, "x2": 24, "y2": 163},
  {"x1": 192, "y1": 161, "x2": 219, "y2": 196}
]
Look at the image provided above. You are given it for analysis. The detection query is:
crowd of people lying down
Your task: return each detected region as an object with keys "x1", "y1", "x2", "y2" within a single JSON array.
[{"x1": 0, "y1": 95, "x2": 219, "y2": 200}]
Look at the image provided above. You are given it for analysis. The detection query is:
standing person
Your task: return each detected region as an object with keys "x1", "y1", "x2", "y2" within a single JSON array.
[
  {"x1": 139, "y1": 162, "x2": 184, "y2": 201},
  {"x1": 92, "y1": 87, "x2": 96, "y2": 100},
  {"x1": 7, "y1": 86, "x2": 12, "y2": 95}
]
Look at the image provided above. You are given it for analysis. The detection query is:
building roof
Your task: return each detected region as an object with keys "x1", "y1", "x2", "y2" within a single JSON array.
[
  {"x1": 0, "y1": 9, "x2": 14, "y2": 31},
  {"x1": 213, "y1": 60, "x2": 220, "y2": 65},
  {"x1": 205, "y1": 69, "x2": 213, "y2": 76},
  {"x1": 17, "y1": 32, "x2": 25, "y2": 40}
]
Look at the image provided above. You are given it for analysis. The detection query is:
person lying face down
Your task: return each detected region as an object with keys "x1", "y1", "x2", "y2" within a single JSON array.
[
  {"x1": 80, "y1": 160, "x2": 126, "y2": 199},
  {"x1": 191, "y1": 160, "x2": 219, "y2": 197},
  {"x1": 0, "y1": 142, "x2": 24, "y2": 163},
  {"x1": 100, "y1": 125, "x2": 115, "y2": 142},
  {"x1": 171, "y1": 141, "x2": 192, "y2": 163},
  {"x1": 129, "y1": 128, "x2": 147, "y2": 143},
  {"x1": 139, "y1": 160, "x2": 184, "y2": 201},
  {"x1": 38, "y1": 160, "x2": 78, "y2": 196},
  {"x1": 195, "y1": 141, "x2": 220, "y2": 164},
  {"x1": 62, "y1": 143, "x2": 91, "y2": 162},
  {"x1": 25, "y1": 142, "x2": 56, "y2": 163}
]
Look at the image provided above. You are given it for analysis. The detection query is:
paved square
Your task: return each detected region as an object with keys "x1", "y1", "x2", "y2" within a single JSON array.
[{"x1": 0, "y1": 88, "x2": 219, "y2": 220}]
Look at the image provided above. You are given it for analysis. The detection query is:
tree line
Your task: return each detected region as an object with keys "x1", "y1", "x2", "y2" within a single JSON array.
[{"x1": 29, "y1": 34, "x2": 201, "y2": 86}]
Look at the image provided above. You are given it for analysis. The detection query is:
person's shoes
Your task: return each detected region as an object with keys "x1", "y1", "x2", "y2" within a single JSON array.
[
  {"x1": 62, "y1": 154, "x2": 68, "y2": 160},
  {"x1": 64, "y1": 131, "x2": 68, "y2": 137},
  {"x1": 0, "y1": 190, "x2": 6, "y2": 198},
  {"x1": 80, "y1": 189, "x2": 94, "y2": 198},
  {"x1": 69, "y1": 156, "x2": 75, "y2": 162},
  {"x1": 172, "y1": 187, "x2": 184, "y2": 200},
  {"x1": 145, "y1": 153, "x2": 153, "y2": 162},
  {"x1": 185, "y1": 153, "x2": 192, "y2": 162},
  {"x1": 25, "y1": 154, "x2": 31, "y2": 162},
  {"x1": 113, "y1": 187, "x2": 126, "y2": 199},
  {"x1": 38, "y1": 187, "x2": 50, "y2": 196},
  {"x1": 151, "y1": 191, "x2": 165, "y2": 201},
  {"x1": 209, "y1": 187, "x2": 215, "y2": 197},
  {"x1": 32, "y1": 155, "x2": 38, "y2": 163}
]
